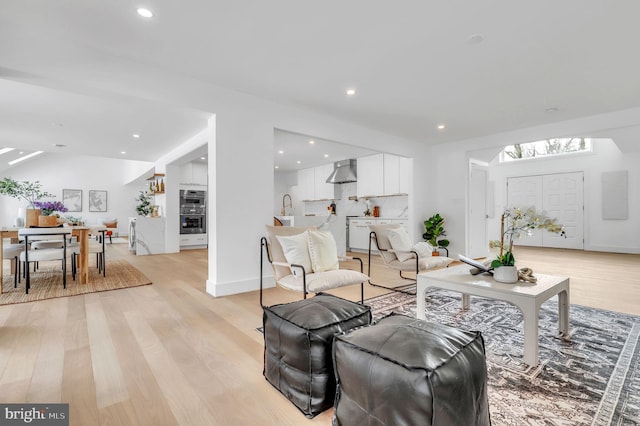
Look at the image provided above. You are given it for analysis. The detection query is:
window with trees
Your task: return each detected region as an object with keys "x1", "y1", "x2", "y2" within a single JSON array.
[{"x1": 500, "y1": 138, "x2": 592, "y2": 162}]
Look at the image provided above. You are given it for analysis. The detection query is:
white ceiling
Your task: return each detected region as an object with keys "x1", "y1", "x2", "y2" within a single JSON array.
[
  {"x1": 1, "y1": 1, "x2": 640, "y2": 170},
  {"x1": 274, "y1": 129, "x2": 378, "y2": 171}
]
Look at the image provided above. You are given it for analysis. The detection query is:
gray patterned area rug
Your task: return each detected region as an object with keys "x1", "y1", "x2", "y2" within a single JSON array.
[{"x1": 365, "y1": 287, "x2": 640, "y2": 426}]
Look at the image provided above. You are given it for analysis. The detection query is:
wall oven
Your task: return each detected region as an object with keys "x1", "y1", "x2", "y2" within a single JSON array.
[
  {"x1": 181, "y1": 214, "x2": 206, "y2": 234},
  {"x1": 180, "y1": 190, "x2": 206, "y2": 234}
]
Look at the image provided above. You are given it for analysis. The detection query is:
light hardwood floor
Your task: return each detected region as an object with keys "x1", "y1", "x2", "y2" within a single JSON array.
[{"x1": 0, "y1": 244, "x2": 638, "y2": 425}]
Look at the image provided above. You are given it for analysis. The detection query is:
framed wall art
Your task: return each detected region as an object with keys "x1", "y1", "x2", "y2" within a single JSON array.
[
  {"x1": 88, "y1": 190, "x2": 107, "y2": 212},
  {"x1": 62, "y1": 189, "x2": 82, "y2": 212}
]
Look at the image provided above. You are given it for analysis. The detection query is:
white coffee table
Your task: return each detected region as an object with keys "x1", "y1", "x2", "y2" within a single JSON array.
[{"x1": 416, "y1": 264, "x2": 570, "y2": 367}]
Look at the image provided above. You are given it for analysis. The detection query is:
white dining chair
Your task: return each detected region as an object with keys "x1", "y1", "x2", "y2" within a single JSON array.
[
  {"x1": 3, "y1": 242, "x2": 24, "y2": 288},
  {"x1": 18, "y1": 228, "x2": 73, "y2": 294}
]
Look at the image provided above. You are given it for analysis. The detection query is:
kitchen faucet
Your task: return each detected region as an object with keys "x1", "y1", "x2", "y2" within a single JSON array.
[{"x1": 281, "y1": 193, "x2": 292, "y2": 216}]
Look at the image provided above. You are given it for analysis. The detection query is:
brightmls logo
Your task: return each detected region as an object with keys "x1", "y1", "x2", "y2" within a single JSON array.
[{"x1": 1, "y1": 404, "x2": 68, "y2": 425}]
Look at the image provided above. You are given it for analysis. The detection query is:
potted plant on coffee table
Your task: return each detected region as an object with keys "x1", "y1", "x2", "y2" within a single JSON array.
[
  {"x1": 422, "y1": 213, "x2": 450, "y2": 256},
  {"x1": 490, "y1": 206, "x2": 566, "y2": 283}
]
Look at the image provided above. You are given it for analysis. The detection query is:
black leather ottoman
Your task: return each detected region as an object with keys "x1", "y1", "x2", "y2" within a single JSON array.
[
  {"x1": 263, "y1": 293, "x2": 372, "y2": 418},
  {"x1": 333, "y1": 313, "x2": 491, "y2": 426}
]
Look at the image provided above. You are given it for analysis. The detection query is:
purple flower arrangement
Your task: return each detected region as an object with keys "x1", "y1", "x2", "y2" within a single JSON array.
[{"x1": 33, "y1": 200, "x2": 68, "y2": 216}]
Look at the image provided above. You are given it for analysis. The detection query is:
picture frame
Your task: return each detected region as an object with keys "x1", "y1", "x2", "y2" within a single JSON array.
[
  {"x1": 62, "y1": 189, "x2": 83, "y2": 212},
  {"x1": 88, "y1": 190, "x2": 107, "y2": 212}
]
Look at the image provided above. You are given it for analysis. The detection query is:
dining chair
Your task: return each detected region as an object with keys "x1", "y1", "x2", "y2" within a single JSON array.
[
  {"x1": 18, "y1": 228, "x2": 73, "y2": 294},
  {"x1": 70, "y1": 228, "x2": 106, "y2": 277},
  {"x1": 2, "y1": 243, "x2": 24, "y2": 288}
]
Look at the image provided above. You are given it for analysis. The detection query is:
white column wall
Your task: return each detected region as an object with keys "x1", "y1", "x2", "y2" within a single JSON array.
[{"x1": 206, "y1": 112, "x2": 275, "y2": 296}]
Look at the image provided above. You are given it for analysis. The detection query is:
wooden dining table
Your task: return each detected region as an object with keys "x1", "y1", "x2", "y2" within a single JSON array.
[{"x1": 0, "y1": 226, "x2": 104, "y2": 293}]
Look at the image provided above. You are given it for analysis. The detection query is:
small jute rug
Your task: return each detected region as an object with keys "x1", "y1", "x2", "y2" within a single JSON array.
[
  {"x1": 1, "y1": 259, "x2": 152, "y2": 305},
  {"x1": 366, "y1": 287, "x2": 640, "y2": 426}
]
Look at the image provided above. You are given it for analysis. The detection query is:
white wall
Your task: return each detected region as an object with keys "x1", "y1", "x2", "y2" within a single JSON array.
[
  {"x1": 0, "y1": 153, "x2": 147, "y2": 235},
  {"x1": 487, "y1": 139, "x2": 640, "y2": 253},
  {"x1": 431, "y1": 109, "x2": 640, "y2": 259}
]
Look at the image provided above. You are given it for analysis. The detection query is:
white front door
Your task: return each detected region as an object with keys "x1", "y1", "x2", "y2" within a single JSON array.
[
  {"x1": 507, "y1": 175, "x2": 543, "y2": 246},
  {"x1": 507, "y1": 172, "x2": 584, "y2": 250},
  {"x1": 542, "y1": 172, "x2": 584, "y2": 249}
]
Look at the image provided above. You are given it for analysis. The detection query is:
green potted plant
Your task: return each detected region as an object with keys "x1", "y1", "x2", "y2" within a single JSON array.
[
  {"x1": 490, "y1": 206, "x2": 566, "y2": 283},
  {"x1": 135, "y1": 191, "x2": 153, "y2": 217},
  {"x1": 0, "y1": 177, "x2": 54, "y2": 227},
  {"x1": 422, "y1": 213, "x2": 450, "y2": 256}
]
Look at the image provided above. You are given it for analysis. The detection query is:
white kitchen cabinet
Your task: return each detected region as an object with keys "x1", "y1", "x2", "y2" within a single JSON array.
[
  {"x1": 357, "y1": 153, "x2": 410, "y2": 197},
  {"x1": 348, "y1": 217, "x2": 410, "y2": 251},
  {"x1": 383, "y1": 154, "x2": 400, "y2": 195},
  {"x1": 349, "y1": 218, "x2": 376, "y2": 250},
  {"x1": 357, "y1": 154, "x2": 384, "y2": 198},
  {"x1": 314, "y1": 163, "x2": 335, "y2": 200},
  {"x1": 299, "y1": 165, "x2": 336, "y2": 201},
  {"x1": 180, "y1": 162, "x2": 208, "y2": 185},
  {"x1": 297, "y1": 167, "x2": 315, "y2": 200},
  {"x1": 180, "y1": 233, "x2": 207, "y2": 248},
  {"x1": 398, "y1": 156, "x2": 411, "y2": 194}
]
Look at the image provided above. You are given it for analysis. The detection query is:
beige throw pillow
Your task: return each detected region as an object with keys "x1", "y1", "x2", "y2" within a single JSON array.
[
  {"x1": 386, "y1": 227, "x2": 414, "y2": 262},
  {"x1": 307, "y1": 230, "x2": 339, "y2": 272},
  {"x1": 276, "y1": 231, "x2": 312, "y2": 278},
  {"x1": 412, "y1": 241, "x2": 435, "y2": 258}
]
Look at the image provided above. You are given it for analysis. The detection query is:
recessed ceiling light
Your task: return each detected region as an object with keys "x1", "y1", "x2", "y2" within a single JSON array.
[
  {"x1": 324, "y1": 154, "x2": 329, "y2": 158},
  {"x1": 19, "y1": 151, "x2": 24, "y2": 154},
  {"x1": 468, "y1": 34, "x2": 485, "y2": 45},
  {"x1": 346, "y1": 89, "x2": 356, "y2": 96},
  {"x1": 275, "y1": 165, "x2": 279, "y2": 169},
  {"x1": 546, "y1": 107, "x2": 559, "y2": 113},
  {"x1": 309, "y1": 140, "x2": 315, "y2": 145},
  {"x1": 278, "y1": 150, "x2": 284, "y2": 154},
  {"x1": 437, "y1": 124, "x2": 446, "y2": 130},
  {"x1": 296, "y1": 160, "x2": 301, "y2": 164},
  {"x1": 121, "y1": 151, "x2": 126, "y2": 154},
  {"x1": 137, "y1": 8, "x2": 153, "y2": 18},
  {"x1": 132, "y1": 134, "x2": 140, "y2": 138},
  {"x1": 0, "y1": 148, "x2": 15, "y2": 156},
  {"x1": 8, "y1": 151, "x2": 43, "y2": 165},
  {"x1": 200, "y1": 156, "x2": 206, "y2": 160}
]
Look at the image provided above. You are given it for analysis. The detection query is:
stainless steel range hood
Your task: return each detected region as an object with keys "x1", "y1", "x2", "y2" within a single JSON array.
[{"x1": 326, "y1": 159, "x2": 357, "y2": 184}]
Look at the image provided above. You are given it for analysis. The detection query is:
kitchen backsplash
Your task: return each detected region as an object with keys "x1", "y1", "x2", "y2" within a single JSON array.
[{"x1": 302, "y1": 182, "x2": 408, "y2": 218}]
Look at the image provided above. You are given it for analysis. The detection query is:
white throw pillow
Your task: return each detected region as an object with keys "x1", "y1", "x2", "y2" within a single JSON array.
[
  {"x1": 307, "y1": 230, "x2": 339, "y2": 272},
  {"x1": 386, "y1": 227, "x2": 414, "y2": 262},
  {"x1": 412, "y1": 241, "x2": 435, "y2": 258},
  {"x1": 276, "y1": 231, "x2": 312, "y2": 278}
]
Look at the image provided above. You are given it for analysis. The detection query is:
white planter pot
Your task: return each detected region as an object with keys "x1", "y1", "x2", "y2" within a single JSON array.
[{"x1": 493, "y1": 266, "x2": 518, "y2": 283}]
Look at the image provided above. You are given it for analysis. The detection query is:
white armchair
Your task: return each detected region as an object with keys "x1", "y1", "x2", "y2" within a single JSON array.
[
  {"x1": 260, "y1": 226, "x2": 369, "y2": 306},
  {"x1": 368, "y1": 224, "x2": 453, "y2": 294}
]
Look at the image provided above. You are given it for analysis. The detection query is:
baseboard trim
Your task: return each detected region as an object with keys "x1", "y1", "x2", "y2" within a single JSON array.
[
  {"x1": 206, "y1": 276, "x2": 275, "y2": 297},
  {"x1": 585, "y1": 245, "x2": 640, "y2": 254}
]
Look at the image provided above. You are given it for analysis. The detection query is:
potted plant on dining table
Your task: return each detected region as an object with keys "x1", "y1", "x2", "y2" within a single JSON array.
[
  {"x1": 33, "y1": 200, "x2": 68, "y2": 227},
  {"x1": 0, "y1": 177, "x2": 54, "y2": 227}
]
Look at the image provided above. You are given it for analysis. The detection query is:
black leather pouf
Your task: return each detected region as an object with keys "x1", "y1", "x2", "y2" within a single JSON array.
[
  {"x1": 333, "y1": 312, "x2": 491, "y2": 426},
  {"x1": 263, "y1": 293, "x2": 371, "y2": 418}
]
